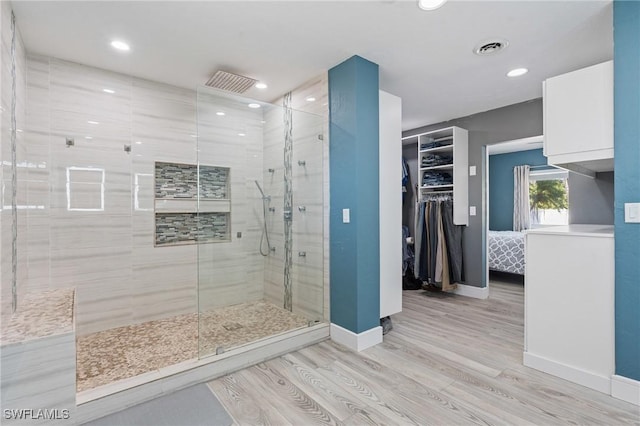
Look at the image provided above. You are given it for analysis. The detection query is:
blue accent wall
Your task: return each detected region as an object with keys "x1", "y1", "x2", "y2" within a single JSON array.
[
  {"x1": 329, "y1": 56, "x2": 380, "y2": 334},
  {"x1": 489, "y1": 149, "x2": 548, "y2": 231},
  {"x1": 614, "y1": 0, "x2": 640, "y2": 381}
]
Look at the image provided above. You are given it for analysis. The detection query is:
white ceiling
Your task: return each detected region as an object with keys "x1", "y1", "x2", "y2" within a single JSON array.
[{"x1": 12, "y1": 0, "x2": 613, "y2": 131}]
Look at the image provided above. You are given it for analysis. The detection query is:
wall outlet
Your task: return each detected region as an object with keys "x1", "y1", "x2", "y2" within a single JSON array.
[
  {"x1": 469, "y1": 166, "x2": 476, "y2": 176},
  {"x1": 342, "y1": 208, "x2": 350, "y2": 223},
  {"x1": 470, "y1": 206, "x2": 476, "y2": 216}
]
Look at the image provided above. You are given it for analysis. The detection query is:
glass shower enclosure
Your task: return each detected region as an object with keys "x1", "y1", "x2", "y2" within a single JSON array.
[{"x1": 195, "y1": 87, "x2": 325, "y2": 357}]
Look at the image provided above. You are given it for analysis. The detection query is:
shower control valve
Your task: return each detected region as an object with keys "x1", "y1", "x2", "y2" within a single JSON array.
[
  {"x1": 298, "y1": 206, "x2": 306, "y2": 212},
  {"x1": 298, "y1": 251, "x2": 307, "y2": 257},
  {"x1": 283, "y1": 210, "x2": 292, "y2": 221}
]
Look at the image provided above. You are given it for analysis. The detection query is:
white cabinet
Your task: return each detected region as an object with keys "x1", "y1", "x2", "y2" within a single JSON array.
[
  {"x1": 543, "y1": 61, "x2": 613, "y2": 176},
  {"x1": 404, "y1": 126, "x2": 468, "y2": 225},
  {"x1": 524, "y1": 225, "x2": 614, "y2": 394}
]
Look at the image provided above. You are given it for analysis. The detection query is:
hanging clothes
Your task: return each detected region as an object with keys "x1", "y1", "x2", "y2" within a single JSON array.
[
  {"x1": 414, "y1": 196, "x2": 464, "y2": 291},
  {"x1": 402, "y1": 157, "x2": 410, "y2": 204}
]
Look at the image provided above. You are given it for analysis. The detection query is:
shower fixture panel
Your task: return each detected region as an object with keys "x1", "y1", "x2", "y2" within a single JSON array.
[{"x1": 205, "y1": 70, "x2": 257, "y2": 94}]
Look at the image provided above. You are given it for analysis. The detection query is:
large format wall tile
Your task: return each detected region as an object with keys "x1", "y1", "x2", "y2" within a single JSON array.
[{"x1": 1, "y1": 1, "x2": 28, "y2": 325}]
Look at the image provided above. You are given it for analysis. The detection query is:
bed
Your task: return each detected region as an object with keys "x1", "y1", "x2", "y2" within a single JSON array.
[{"x1": 488, "y1": 230, "x2": 525, "y2": 275}]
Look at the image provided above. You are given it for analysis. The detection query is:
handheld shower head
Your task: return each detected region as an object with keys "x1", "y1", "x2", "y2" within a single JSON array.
[{"x1": 254, "y1": 180, "x2": 266, "y2": 198}]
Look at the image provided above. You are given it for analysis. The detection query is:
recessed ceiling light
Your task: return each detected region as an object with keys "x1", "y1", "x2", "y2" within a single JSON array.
[
  {"x1": 110, "y1": 40, "x2": 130, "y2": 51},
  {"x1": 255, "y1": 83, "x2": 267, "y2": 89},
  {"x1": 216, "y1": 111, "x2": 225, "y2": 116},
  {"x1": 87, "y1": 120, "x2": 99, "y2": 125},
  {"x1": 135, "y1": 141, "x2": 142, "y2": 145},
  {"x1": 418, "y1": 0, "x2": 447, "y2": 11},
  {"x1": 305, "y1": 97, "x2": 316, "y2": 102},
  {"x1": 248, "y1": 103, "x2": 261, "y2": 109},
  {"x1": 190, "y1": 134, "x2": 198, "y2": 138},
  {"x1": 103, "y1": 88, "x2": 115, "y2": 94},
  {"x1": 85, "y1": 136, "x2": 93, "y2": 140},
  {"x1": 507, "y1": 68, "x2": 529, "y2": 77},
  {"x1": 238, "y1": 133, "x2": 246, "y2": 137}
]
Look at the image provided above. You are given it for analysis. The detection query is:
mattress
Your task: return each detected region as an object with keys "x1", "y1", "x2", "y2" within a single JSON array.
[{"x1": 488, "y1": 230, "x2": 525, "y2": 275}]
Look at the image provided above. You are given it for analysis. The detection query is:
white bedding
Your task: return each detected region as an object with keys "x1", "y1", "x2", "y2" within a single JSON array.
[{"x1": 488, "y1": 230, "x2": 525, "y2": 275}]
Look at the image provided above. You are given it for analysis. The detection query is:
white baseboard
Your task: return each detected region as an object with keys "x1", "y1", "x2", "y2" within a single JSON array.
[
  {"x1": 611, "y1": 375, "x2": 640, "y2": 406},
  {"x1": 523, "y1": 352, "x2": 611, "y2": 394},
  {"x1": 453, "y1": 283, "x2": 489, "y2": 299},
  {"x1": 330, "y1": 323, "x2": 382, "y2": 352}
]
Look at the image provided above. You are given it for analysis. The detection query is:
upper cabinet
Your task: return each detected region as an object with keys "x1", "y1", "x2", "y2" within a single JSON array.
[{"x1": 543, "y1": 60, "x2": 613, "y2": 177}]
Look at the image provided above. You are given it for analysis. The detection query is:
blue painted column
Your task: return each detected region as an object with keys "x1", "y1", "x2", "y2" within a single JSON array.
[
  {"x1": 614, "y1": 0, "x2": 640, "y2": 382},
  {"x1": 329, "y1": 56, "x2": 380, "y2": 335}
]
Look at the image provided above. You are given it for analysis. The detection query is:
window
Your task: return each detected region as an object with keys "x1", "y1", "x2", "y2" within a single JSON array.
[{"x1": 529, "y1": 168, "x2": 569, "y2": 227}]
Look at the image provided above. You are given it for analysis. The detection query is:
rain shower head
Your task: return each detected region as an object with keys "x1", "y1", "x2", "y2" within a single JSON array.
[{"x1": 205, "y1": 70, "x2": 257, "y2": 94}]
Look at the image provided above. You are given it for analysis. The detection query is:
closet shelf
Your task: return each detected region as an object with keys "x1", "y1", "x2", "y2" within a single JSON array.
[
  {"x1": 420, "y1": 184, "x2": 454, "y2": 190},
  {"x1": 419, "y1": 145, "x2": 453, "y2": 154},
  {"x1": 420, "y1": 164, "x2": 453, "y2": 171}
]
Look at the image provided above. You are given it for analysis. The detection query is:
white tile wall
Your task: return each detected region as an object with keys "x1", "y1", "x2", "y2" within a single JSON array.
[
  {"x1": 1, "y1": 0, "x2": 27, "y2": 328},
  {"x1": 262, "y1": 75, "x2": 328, "y2": 322},
  {"x1": 0, "y1": 332, "x2": 77, "y2": 425}
]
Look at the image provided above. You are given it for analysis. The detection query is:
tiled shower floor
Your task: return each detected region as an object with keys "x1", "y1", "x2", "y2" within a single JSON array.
[{"x1": 76, "y1": 301, "x2": 309, "y2": 392}]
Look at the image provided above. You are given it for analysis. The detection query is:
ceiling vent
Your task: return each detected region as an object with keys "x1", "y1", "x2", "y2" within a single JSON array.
[
  {"x1": 205, "y1": 70, "x2": 257, "y2": 94},
  {"x1": 474, "y1": 39, "x2": 509, "y2": 56}
]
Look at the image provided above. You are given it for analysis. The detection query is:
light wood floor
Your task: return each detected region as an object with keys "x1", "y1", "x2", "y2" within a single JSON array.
[{"x1": 209, "y1": 280, "x2": 640, "y2": 425}]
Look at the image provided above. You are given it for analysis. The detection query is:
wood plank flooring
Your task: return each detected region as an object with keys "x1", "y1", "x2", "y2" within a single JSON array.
[{"x1": 209, "y1": 280, "x2": 640, "y2": 425}]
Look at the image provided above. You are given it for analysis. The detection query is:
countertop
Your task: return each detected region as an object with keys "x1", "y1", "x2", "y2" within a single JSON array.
[{"x1": 525, "y1": 224, "x2": 614, "y2": 238}]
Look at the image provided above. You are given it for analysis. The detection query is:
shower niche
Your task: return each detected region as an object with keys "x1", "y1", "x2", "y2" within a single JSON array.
[{"x1": 154, "y1": 161, "x2": 231, "y2": 246}]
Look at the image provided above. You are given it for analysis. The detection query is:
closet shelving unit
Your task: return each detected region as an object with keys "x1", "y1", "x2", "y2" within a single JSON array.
[{"x1": 403, "y1": 126, "x2": 468, "y2": 225}]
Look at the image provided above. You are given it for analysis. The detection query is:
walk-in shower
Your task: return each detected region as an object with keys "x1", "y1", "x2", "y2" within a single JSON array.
[{"x1": 0, "y1": 51, "x2": 326, "y2": 399}]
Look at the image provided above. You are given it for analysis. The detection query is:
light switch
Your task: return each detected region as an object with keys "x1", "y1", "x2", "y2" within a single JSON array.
[
  {"x1": 625, "y1": 203, "x2": 640, "y2": 223},
  {"x1": 470, "y1": 206, "x2": 476, "y2": 216},
  {"x1": 469, "y1": 166, "x2": 476, "y2": 176},
  {"x1": 342, "y1": 208, "x2": 350, "y2": 223}
]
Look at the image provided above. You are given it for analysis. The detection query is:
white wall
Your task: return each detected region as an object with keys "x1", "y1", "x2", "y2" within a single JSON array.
[{"x1": 379, "y1": 90, "x2": 402, "y2": 318}]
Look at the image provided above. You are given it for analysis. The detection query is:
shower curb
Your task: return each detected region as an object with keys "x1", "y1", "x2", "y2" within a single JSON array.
[{"x1": 75, "y1": 324, "x2": 329, "y2": 424}]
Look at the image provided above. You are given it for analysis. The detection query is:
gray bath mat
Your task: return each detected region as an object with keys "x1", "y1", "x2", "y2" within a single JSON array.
[{"x1": 83, "y1": 384, "x2": 233, "y2": 426}]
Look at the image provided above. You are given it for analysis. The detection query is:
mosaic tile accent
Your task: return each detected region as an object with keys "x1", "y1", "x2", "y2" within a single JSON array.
[
  {"x1": 283, "y1": 92, "x2": 293, "y2": 312},
  {"x1": 10, "y1": 10, "x2": 18, "y2": 314},
  {"x1": 155, "y1": 162, "x2": 229, "y2": 200},
  {"x1": 76, "y1": 301, "x2": 310, "y2": 392},
  {"x1": 155, "y1": 212, "x2": 229, "y2": 245}
]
